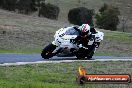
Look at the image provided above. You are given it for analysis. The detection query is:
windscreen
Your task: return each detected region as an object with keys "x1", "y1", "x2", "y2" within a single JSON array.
[{"x1": 65, "y1": 27, "x2": 79, "y2": 35}]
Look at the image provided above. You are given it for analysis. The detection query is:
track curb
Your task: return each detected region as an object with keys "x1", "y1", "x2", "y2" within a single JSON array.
[{"x1": 0, "y1": 59, "x2": 132, "y2": 66}]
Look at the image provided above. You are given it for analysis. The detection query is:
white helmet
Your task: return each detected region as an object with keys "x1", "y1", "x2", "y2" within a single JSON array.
[{"x1": 78, "y1": 24, "x2": 91, "y2": 35}]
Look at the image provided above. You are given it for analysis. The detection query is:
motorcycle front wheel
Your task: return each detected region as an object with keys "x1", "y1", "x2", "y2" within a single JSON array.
[{"x1": 41, "y1": 44, "x2": 56, "y2": 59}]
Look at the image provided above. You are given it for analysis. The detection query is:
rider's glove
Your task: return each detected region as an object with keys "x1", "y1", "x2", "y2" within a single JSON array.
[
  {"x1": 78, "y1": 44, "x2": 83, "y2": 48},
  {"x1": 78, "y1": 44, "x2": 89, "y2": 49},
  {"x1": 70, "y1": 39, "x2": 76, "y2": 44}
]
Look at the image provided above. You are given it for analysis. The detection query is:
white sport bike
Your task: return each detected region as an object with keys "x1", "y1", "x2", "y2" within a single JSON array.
[{"x1": 41, "y1": 27, "x2": 104, "y2": 59}]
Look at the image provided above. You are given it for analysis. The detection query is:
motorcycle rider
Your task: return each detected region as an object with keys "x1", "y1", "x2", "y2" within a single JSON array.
[
  {"x1": 72, "y1": 24, "x2": 92, "y2": 45},
  {"x1": 71, "y1": 24, "x2": 99, "y2": 59},
  {"x1": 71, "y1": 24, "x2": 97, "y2": 45}
]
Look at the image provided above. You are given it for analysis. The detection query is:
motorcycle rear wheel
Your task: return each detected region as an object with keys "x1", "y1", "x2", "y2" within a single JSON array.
[
  {"x1": 76, "y1": 54, "x2": 86, "y2": 59},
  {"x1": 75, "y1": 48, "x2": 86, "y2": 59},
  {"x1": 41, "y1": 44, "x2": 56, "y2": 59}
]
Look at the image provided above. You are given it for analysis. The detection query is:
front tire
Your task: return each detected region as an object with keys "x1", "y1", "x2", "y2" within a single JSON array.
[{"x1": 41, "y1": 44, "x2": 56, "y2": 59}]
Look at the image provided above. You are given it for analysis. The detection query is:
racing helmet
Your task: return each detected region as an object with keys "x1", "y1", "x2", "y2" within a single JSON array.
[{"x1": 78, "y1": 24, "x2": 91, "y2": 36}]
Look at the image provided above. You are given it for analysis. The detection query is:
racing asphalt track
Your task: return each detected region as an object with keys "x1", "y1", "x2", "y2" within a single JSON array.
[{"x1": 0, "y1": 54, "x2": 132, "y2": 66}]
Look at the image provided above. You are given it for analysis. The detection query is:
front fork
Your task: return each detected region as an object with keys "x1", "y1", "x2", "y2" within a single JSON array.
[
  {"x1": 52, "y1": 46, "x2": 62, "y2": 56},
  {"x1": 52, "y1": 40, "x2": 60, "y2": 53}
]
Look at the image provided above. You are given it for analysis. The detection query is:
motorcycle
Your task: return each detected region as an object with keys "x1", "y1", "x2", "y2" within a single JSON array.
[{"x1": 41, "y1": 27, "x2": 104, "y2": 59}]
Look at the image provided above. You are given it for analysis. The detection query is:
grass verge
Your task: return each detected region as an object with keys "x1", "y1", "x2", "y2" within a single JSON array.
[
  {"x1": 0, "y1": 61, "x2": 131, "y2": 88},
  {"x1": 0, "y1": 49, "x2": 41, "y2": 54}
]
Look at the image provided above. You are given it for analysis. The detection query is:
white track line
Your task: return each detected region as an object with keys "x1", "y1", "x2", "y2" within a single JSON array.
[{"x1": 0, "y1": 59, "x2": 132, "y2": 66}]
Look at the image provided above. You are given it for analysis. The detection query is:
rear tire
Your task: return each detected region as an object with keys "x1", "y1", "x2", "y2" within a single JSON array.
[
  {"x1": 41, "y1": 44, "x2": 56, "y2": 59},
  {"x1": 86, "y1": 50, "x2": 94, "y2": 60},
  {"x1": 87, "y1": 56, "x2": 93, "y2": 60},
  {"x1": 75, "y1": 48, "x2": 86, "y2": 59},
  {"x1": 76, "y1": 54, "x2": 85, "y2": 59},
  {"x1": 86, "y1": 45, "x2": 96, "y2": 60}
]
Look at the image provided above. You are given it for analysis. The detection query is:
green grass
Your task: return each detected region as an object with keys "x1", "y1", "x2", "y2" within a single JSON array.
[
  {"x1": 104, "y1": 31, "x2": 132, "y2": 42},
  {"x1": 96, "y1": 30, "x2": 132, "y2": 56},
  {"x1": 0, "y1": 61, "x2": 132, "y2": 88},
  {"x1": 0, "y1": 49, "x2": 41, "y2": 54}
]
